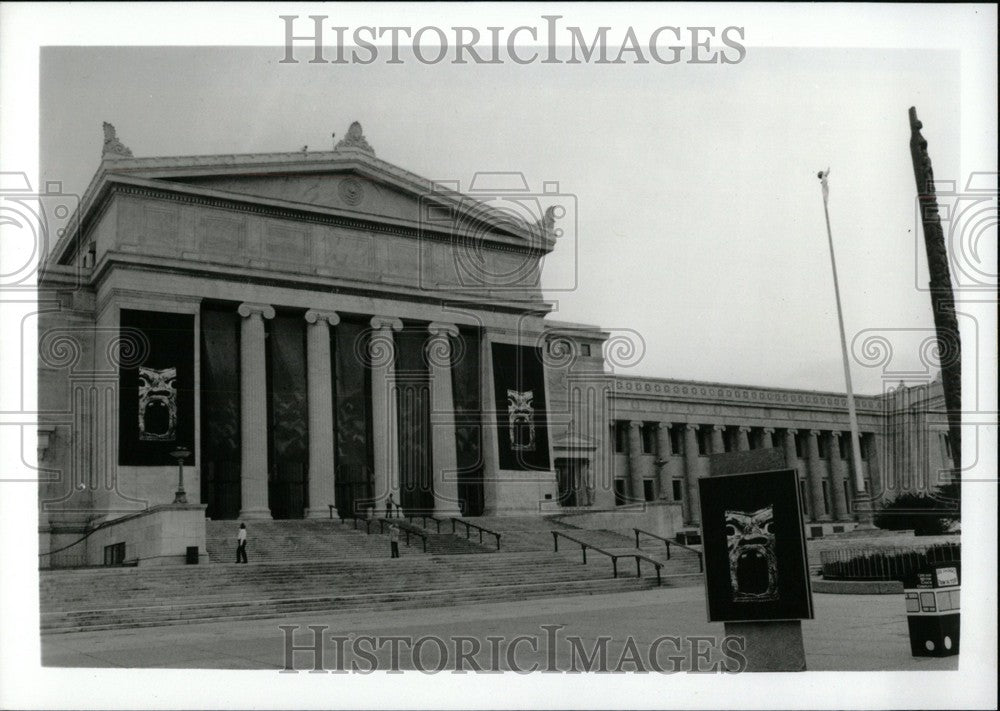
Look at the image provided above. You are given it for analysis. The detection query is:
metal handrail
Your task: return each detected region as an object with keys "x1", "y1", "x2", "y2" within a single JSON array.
[
  {"x1": 551, "y1": 531, "x2": 663, "y2": 586},
  {"x1": 633, "y1": 528, "x2": 704, "y2": 572},
  {"x1": 450, "y1": 518, "x2": 502, "y2": 550},
  {"x1": 407, "y1": 514, "x2": 444, "y2": 534},
  {"x1": 339, "y1": 513, "x2": 375, "y2": 535},
  {"x1": 379, "y1": 519, "x2": 428, "y2": 553},
  {"x1": 633, "y1": 553, "x2": 664, "y2": 586}
]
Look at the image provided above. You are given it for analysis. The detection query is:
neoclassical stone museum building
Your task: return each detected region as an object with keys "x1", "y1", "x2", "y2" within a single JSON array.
[{"x1": 36, "y1": 123, "x2": 955, "y2": 566}]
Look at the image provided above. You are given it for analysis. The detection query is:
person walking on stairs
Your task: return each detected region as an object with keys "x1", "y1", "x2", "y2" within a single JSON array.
[
  {"x1": 389, "y1": 523, "x2": 400, "y2": 558},
  {"x1": 236, "y1": 523, "x2": 248, "y2": 564}
]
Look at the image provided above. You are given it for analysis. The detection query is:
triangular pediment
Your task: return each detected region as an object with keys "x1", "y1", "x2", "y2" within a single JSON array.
[
  {"x1": 173, "y1": 169, "x2": 427, "y2": 225},
  {"x1": 50, "y1": 125, "x2": 558, "y2": 266},
  {"x1": 119, "y1": 153, "x2": 554, "y2": 250}
]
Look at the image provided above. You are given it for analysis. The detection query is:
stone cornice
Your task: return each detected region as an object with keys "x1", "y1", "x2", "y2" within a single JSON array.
[
  {"x1": 89, "y1": 253, "x2": 554, "y2": 318},
  {"x1": 611, "y1": 375, "x2": 884, "y2": 412}
]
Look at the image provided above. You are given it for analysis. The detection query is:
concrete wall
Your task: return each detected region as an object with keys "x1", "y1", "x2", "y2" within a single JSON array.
[
  {"x1": 84, "y1": 504, "x2": 208, "y2": 566},
  {"x1": 556, "y1": 502, "x2": 684, "y2": 540}
]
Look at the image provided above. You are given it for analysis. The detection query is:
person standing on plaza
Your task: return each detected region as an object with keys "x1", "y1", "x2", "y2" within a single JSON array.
[
  {"x1": 385, "y1": 493, "x2": 395, "y2": 519},
  {"x1": 236, "y1": 523, "x2": 248, "y2": 564},
  {"x1": 389, "y1": 523, "x2": 400, "y2": 558}
]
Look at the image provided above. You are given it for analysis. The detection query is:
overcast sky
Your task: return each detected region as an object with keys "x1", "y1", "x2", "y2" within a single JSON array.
[{"x1": 40, "y1": 44, "x2": 966, "y2": 395}]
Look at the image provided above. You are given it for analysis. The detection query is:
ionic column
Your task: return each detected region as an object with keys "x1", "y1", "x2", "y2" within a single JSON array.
[
  {"x1": 683, "y1": 424, "x2": 701, "y2": 525},
  {"x1": 238, "y1": 302, "x2": 275, "y2": 519},
  {"x1": 762, "y1": 427, "x2": 775, "y2": 449},
  {"x1": 806, "y1": 430, "x2": 830, "y2": 521},
  {"x1": 737, "y1": 426, "x2": 751, "y2": 452},
  {"x1": 864, "y1": 433, "x2": 883, "y2": 501},
  {"x1": 369, "y1": 316, "x2": 403, "y2": 511},
  {"x1": 937, "y1": 431, "x2": 951, "y2": 467},
  {"x1": 656, "y1": 422, "x2": 674, "y2": 501},
  {"x1": 828, "y1": 431, "x2": 849, "y2": 521},
  {"x1": 304, "y1": 309, "x2": 339, "y2": 518},
  {"x1": 783, "y1": 429, "x2": 803, "y2": 516},
  {"x1": 627, "y1": 421, "x2": 644, "y2": 503},
  {"x1": 427, "y1": 322, "x2": 461, "y2": 516},
  {"x1": 711, "y1": 425, "x2": 726, "y2": 454}
]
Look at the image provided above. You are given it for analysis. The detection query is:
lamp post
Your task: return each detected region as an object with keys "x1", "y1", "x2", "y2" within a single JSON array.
[{"x1": 170, "y1": 446, "x2": 191, "y2": 504}]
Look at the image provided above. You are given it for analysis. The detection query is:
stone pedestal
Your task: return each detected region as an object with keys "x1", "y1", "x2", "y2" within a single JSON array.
[{"x1": 724, "y1": 621, "x2": 807, "y2": 672}]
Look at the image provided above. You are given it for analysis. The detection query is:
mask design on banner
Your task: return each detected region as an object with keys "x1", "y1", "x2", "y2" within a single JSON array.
[
  {"x1": 138, "y1": 366, "x2": 177, "y2": 441},
  {"x1": 506, "y1": 389, "x2": 536, "y2": 452},
  {"x1": 725, "y1": 505, "x2": 778, "y2": 601}
]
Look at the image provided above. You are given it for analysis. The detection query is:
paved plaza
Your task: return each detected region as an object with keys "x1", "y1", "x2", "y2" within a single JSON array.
[{"x1": 41, "y1": 588, "x2": 958, "y2": 672}]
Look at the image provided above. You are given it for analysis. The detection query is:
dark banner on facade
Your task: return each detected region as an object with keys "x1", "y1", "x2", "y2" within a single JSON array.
[
  {"x1": 699, "y1": 468, "x2": 813, "y2": 622},
  {"x1": 490, "y1": 342, "x2": 550, "y2": 471},
  {"x1": 119, "y1": 310, "x2": 195, "y2": 465}
]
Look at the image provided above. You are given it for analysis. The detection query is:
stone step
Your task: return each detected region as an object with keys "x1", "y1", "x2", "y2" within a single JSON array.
[{"x1": 41, "y1": 576, "x2": 668, "y2": 634}]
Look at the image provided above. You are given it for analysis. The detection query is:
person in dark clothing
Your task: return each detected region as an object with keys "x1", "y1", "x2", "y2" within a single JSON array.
[
  {"x1": 236, "y1": 523, "x2": 248, "y2": 564},
  {"x1": 385, "y1": 493, "x2": 396, "y2": 519}
]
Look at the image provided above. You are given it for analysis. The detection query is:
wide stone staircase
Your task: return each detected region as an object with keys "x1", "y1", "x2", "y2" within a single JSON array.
[
  {"x1": 206, "y1": 519, "x2": 437, "y2": 563},
  {"x1": 40, "y1": 517, "x2": 703, "y2": 634},
  {"x1": 39, "y1": 551, "x2": 662, "y2": 634}
]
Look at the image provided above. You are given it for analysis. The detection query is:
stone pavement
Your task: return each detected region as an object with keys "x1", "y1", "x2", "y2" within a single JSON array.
[{"x1": 41, "y1": 588, "x2": 958, "y2": 672}]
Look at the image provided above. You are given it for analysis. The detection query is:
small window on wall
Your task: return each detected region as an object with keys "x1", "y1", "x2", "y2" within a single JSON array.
[
  {"x1": 643, "y1": 479, "x2": 655, "y2": 502},
  {"x1": 822, "y1": 481, "x2": 830, "y2": 514},
  {"x1": 794, "y1": 432, "x2": 806, "y2": 458},
  {"x1": 799, "y1": 480, "x2": 809, "y2": 515},
  {"x1": 843, "y1": 481, "x2": 852, "y2": 513},
  {"x1": 641, "y1": 423, "x2": 655, "y2": 454},
  {"x1": 614, "y1": 479, "x2": 626, "y2": 506},
  {"x1": 839, "y1": 433, "x2": 850, "y2": 460},
  {"x1": 860, "y1": 433, "x2": 871, "y2": 460},
  {"x1": 672, "y1": 480, "x2": 683, "y2": 501},
  {"x1": 104, "y1": 542, "x2": 126, "y2": 566},
  {"x1": 580, "y1": 343, "x2": 591, "y2": 357}
]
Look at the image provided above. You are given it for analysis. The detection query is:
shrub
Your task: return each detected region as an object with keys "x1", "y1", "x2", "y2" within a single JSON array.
[{"x1": 874, "y1": 482, "x2": 960, "y2": 535}]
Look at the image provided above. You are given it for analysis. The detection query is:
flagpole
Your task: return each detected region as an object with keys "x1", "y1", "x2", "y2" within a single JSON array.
[{"x1": 817, "y1": 169, "x2": 873, "y2": 526}]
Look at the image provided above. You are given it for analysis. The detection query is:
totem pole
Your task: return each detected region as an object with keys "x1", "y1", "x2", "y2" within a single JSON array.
[{"x1": 907, "y1": 107, "x2": 962, "y2": 482}]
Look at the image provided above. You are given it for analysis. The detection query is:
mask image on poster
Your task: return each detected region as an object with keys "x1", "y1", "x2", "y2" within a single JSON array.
[
  {"x1": 138, "y1": 366, "x2": 177, "y2": 441},
  {"x1": 725, "y1": 505, "x2": 778, "y2": 602},
  {"x1": 506, "y1": 389, "x2": 536, "y2": 452}
]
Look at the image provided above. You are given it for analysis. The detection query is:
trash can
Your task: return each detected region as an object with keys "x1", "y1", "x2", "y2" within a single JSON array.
[
  {"x1": 186, "y1": 546, "x2": 200, "y2": 565},
  {"x1": 904, "y1": 561, "x2": 960, "y2": 657}
]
